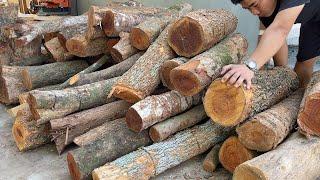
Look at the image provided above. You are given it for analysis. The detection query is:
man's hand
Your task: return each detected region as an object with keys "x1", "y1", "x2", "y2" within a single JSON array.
[{"x1": 220, "y1": 64, "x2": 254, "y2": 89}]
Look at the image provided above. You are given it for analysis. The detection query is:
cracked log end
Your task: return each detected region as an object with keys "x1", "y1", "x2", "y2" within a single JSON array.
[
  {"x1": 130, "y1": 27, "x2": 151, "y2": 50},
  {"x1": 204, "y1": 79, "x2": 249, "y2": 127},
  {"x1": 67, "y1": 152, "x2": 83, "y2": 180},
  {"x1": 219, "y1": 136, "x2": 255, "y2": 173},
  {"x1": 168, "y1": 17, "x2": 204, "y2": 58},
  {"x1": 111, "y1": 85, "x2": 143, "y2": 103},
  {"x1": 170, "y1": 60, "x2": 202, "y2": 96},
  {"x1": 103, "y1": 11, "x2": 116, "y2": 37},
  {"x1": 298, "y1": 94, "x2": 320, "y2": 136},
  {"x1": 12, "y1": 120, "x2": 30, "y2": 151},
  {"x1": 126, "y1": 107, "x2": 143, "y2": 133}
]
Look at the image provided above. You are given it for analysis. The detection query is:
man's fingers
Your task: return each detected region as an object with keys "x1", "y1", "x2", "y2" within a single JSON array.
[
  {"x1": 221, "y1": 69, "x2": 236, "y2": 83},
  {"x1": 234, "y1": 76, "x2": 245, "y2": 88},
  {"x1": 220, "y1": 65, "x2": 233, "y2": 75},
  {"x1": 228, "y1": 73, "x2": 241, "y2": 85}
]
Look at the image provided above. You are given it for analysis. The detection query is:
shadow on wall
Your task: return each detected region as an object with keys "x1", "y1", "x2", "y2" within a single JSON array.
[{"x1": 78, "y1": 0, "x2": 259, "y2": 53}]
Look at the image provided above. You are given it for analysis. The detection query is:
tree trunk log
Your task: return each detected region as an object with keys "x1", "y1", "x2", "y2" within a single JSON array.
[
  {"x1": 7, "y1": 103, "x2": 29, "y2": 118},
  {"x1": 203, "y1": 144, "x2": 221, "y2": 173},
  {"x1": 66, "y1": 34, "x2": 108, "y2": 57},
  {"x1": 28, "y1": 77, "x2": 119, "y2": 125},
  {"x1": 204, "y1": 67, "x2": 299, "y2": 127},
  {"x1": 237, "y1": 89, "x2": 304, "y2": 152},
  {"x1": 70, "y1": 53, "x2": 142, "y2": 86},
  {"x1": 12, "y1": 105, "x2": 50, "y2": 151},
  {"x1": 67, "y1": 118, "x2": 151, "y2": 180},
  {"x1": 149, "y1": 104, "x2": 207, "y2": 142},
  {"x1": 219, "y1": 136, "x2": 257, "y2": 173},
  {"x1": 126, "y1": 90, "x2": 203, "y2": 132},
  {"x1": 170, "y1": 34, "x2": 248, "y2": 96},
  {"x1": 9, "y1": 54, "x2": 51, "y2": 66},
  {"x1": 168, "y1": 9, "x2": 237, "y2": 57},
  {"x1": 18, "y1": 84, "x2": 63, "y2": 104},
  {"x1": 44, "y1": 37, "x2": 74, "y2": 61},
  {"x1": 110, "y1": 32, "x2": 138, "y2": 62},
  {"x1": 233, "y1": 132, "x2": 320, "y2": 180},
  {"x1": 297, "y1": 71, "x2": 320, "y2": 137},
  {"x1": 92, "y1": 121, "x2": 231, "y2": 180},
  {"x1": 109, "y1": 6, "x2": 193, "y2": 103},
  {"x1": 50, "y1": 100, "x2": 131, "y2": 154},
  {"x1": 160, "y1": 57, "x2": 189, "y2": 90},
  {"x1": 21, "y1": 60, "x2": 89, "y2": 90}
]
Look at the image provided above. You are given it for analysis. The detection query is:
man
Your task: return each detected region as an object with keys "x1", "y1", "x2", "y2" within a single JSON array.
[{"x1": 221, "y1": 0, "x2": 320, "y2": 89}]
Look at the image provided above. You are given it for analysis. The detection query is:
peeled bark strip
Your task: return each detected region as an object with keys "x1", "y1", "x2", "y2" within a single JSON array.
[
  {"x1": 66, "y1": 34, "x2": 107, "y2": 57},
  {"x1": 67, "y1": 119, "x2": 151, "y2": 180},
  {"x1": 44, "y1": 37, "x2": 73, "y2": 61},
  {"x1": 233, "y1": 132, "x2": 320, "y2": 180},
  {"x1": 50, "y1": 100, "x2": 131, "y2": 154},
  {"x1": 21, "y1": 60, "x2": 89, "y2": 90},
  {"x1": 203, "y1": 144, "x2": 221, "y2": 173},
  {"x1": 7, "y1": 103, "x2": 29, "y2": 118},
  {"x1": 70, "y1": 53, "x2": 142, "y2": 86},
  {"x1": 168, "y1": 9, "x2": 237, "y2": 57},
  {"x1": 298, "y1": 71, "x2": 320, "y2": 136},
  {"x1": 92, "y1": 121, "x2": 231, "y2": 180},
  {"x1": 237, "y1": 89, "x2": 304, "y2": 152},
  {"x1": 126, "y1": 90, "x2": 202, "y2": 132},
  {"x1": 149, "y1": 104, "x2": 207, "y2": 142},
  {"x1": 110, "y1": 6, "x2": 193, "y2": 103},
  {"x1": 170, "y1": 34, "x2": 248, "y2": 96},
  {"x1": 110, "y1": 32, "x2": 138, "y2": 62},
  {"x1": 219, "y1": 136, "x2": 256, "y2": 173},
  {"x1": 204, "y1": 67, "x2": 299, "y2": 127},
  {"x1": 160, "y1": 57, "x2": 189, "y2": 90},
  {"x1": 12, "y1": 106, "x2": 50, "y2": 151},
  {"x1": 29, "y1": 77, "x2": 119, "y2": 124}
]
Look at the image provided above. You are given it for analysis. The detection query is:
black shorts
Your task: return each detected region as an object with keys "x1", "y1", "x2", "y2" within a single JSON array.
[{"x1": 297, "y1": 21, "x2": 320, "y2": 61}]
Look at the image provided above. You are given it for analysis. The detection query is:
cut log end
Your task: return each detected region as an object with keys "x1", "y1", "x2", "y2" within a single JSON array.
[
  {"x1": 219, "y1": 136, "x2": 255, "y2": 173},
  {"x1": 168, "y1": 17, "x2": 204, "y2": 58},
  {"x1": 110, "y1": 85, "x2": 143, "y2": 103},
  {"x1": 233, "y1": 164, "x2": 266, "y2": 180},
  {"x1": 69, "y1": 74, "x2": 80, "y2": 85},
  {"x1": 67, "y1": 152, "x2": 82, "y2": 180},
  {"x1": 130, "y1": 27, "x2": 151, "y2": 50},
  {"x1": 204, "y1": 80, "x2": 248, "y2": 127},
  {"x1": 161, "y1": 61, "x2": 182, "y2": 90},
  {"x1": 27, "y1": 95, "x2": 41, "y2": 120},
  {"x1": 12, "y1": 122, "x2": 29, "y2": 151},
  {"x1": 110, "y1": 48, "x2": 124, "y2": 63},
  {"x1": 65, "y1": 39, "x2": 86, "y2": 57},
  {"x1": 21, "y1": 69, "x2": 33, "y2": 90},
  {"x1": 126, "y1": 107, "x2": 143, "y2": 132},
  {"x1": 298, "y1": 94, "x2": 320, "y2": 136},
  {"x1": 149, "y1": 126, "x2": 161, "y2": 142},
  {"x1": 103, "y1": 11, "x2": 115, "y2": 36}
]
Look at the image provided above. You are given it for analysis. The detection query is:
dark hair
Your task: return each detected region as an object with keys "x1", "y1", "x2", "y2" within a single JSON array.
[{"x1": 231, "y1": 0, "x2": 243, "y2": 4}]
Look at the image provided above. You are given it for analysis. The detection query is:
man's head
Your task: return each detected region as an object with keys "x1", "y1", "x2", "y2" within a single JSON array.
[{"x1": 231, "y1": 0, "x2": 277, "y2": 17}]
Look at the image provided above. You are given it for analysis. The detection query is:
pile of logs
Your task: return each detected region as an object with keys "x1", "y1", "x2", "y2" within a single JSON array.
[{"x1": 2, "y1": 1, "x2": 320, "y2": 180}]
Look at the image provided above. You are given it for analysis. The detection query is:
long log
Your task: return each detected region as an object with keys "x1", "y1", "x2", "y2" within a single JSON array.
[
  {"x1": 203, "y1": 144, "x2": 221, "y2": 173},
  {"x1": 67, "y1": 118, "x2": 151, "y2": 180},
  {"x1": 44, "y1": 37, "x2": 74, "y2": 62},
  {"x1": 126, "y1": 90, "x2": 202, "y2": 132},
  {"x1": 92, "y1": 121, "x2": 231, "y2": 180},
  {"x1": 204, "y1": 67, "x2": 299, "y2": 127},
  {"x1": 297, "y1": 71, "x2": 320, "y2": 136},
  {"x1": 236, "y1": 89, "x2": 304, "y2": 152},
  {"x1": 109, "y1": 5, "x2": 193, "y2": 103},
  {"x1": 160, "y1": 57, "x2": 189, "y2": 90},
  {"x1": 110, "y1": 32, "x2": 138, "y2": 62},
  {"x1": 149, "y1": 104, "x2": 207, "y2": 142},
  {"x1": 9, "y1": 54, "x2": 51, "y2": 66},
  {"x1": 219, "y1": 136, "x2": 256, "y2": 173},
  {"x1": 70, "y1": 53, "x2": 142, "y2": 86},
  {"x1": 168, "y1": 9, "x2": 237, "y2": 57},
  {"x1": 12, "y1": 106, "x2": 50, "y2": 151},
  {"x1": 233, "y1": 132, "x2": 320, "y2": 180},
  {"x1": 170, "y1": 34, "x2": 248, "y2": 96},
  {"x1": 18, "y1": 84, "x2": 63, "y2": 104},
  {"x1": 28, "y1": 77, "x2": 119, "y2": 125},
  {"x1": 21, "y1": 60, "x2": 89, "y2": 90},
  {"x1": 50, "y1": 100, "x2": 131, "y2": 154}
]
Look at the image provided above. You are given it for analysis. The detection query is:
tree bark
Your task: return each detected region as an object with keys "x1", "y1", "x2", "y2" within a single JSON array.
[
  {"x1": 126, "y1": 90, "x2": 203, "y2": 132},
  {"x1": 160, "y1": 57, "x2": 189, "y2": 90},
  {"x1": 12, "y1": 105, "x2": 50, "y2": 151},
  {"x1": 237, "y1": 89, "x2": 304, "y2": 152},
  {"x1": 109, "y1": 6, "x2": 193, "y2": 103},
  {"x1": 204, "y1": 67, "x2": 300, "y2": 127},
  {"x1": 149, "y1": 104, "x2": 207, "y2": 142},
  {"x1": 168, "y1": 9, "x2": 238, "y2": 57},
  {"x1": 50, "y1": 100, "x2": 131, "y2": 154},
  {"x1": 7, "y1": 103, "x2": 29, "y2": 118},
  {"x1": 233, "y1": 132, "x2": 320, "y2": 180},
  {"x1": 297, "y1": 71, "x2": 320, "y2": 137},
  {"x1": 70, "y1": 53, "x2": 142, "y2": 86},
  {"x1": 219, "y1": 136, "x2": 257, "y2": 173},
  {"x1": 170, "y1": 34, "x2": 248, "y2": 96},
  {"x1": 110, "y1": 32, "x2": 138, "y2": 63},
  {"x1": 67, "y1": 118, "x2": 151, "y2": 180},
  {"x1": 44, "y1": 37, "x2": 74, "y2": 61},
  {"x1": 0, "y1": 4, "x2": 19, "y2": 41},
  {"x1": 28, "y1": 77, "x2": 119, "y2": 125},
  {"x1": 18, "y1": 84, "x2": 63, "y2": 104},
  {"x1": 203, "y1": 144, "x2": 221, "y2": 173},
  {"x1": 21, "y1": 60, "x2": 89, "y2": 90},
  {"x1": 9, "y1": 54, "x2": 51, "y2": 66},
  {"x1": 92, "y1": 121, "x2": 231, "y2": 180}
]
